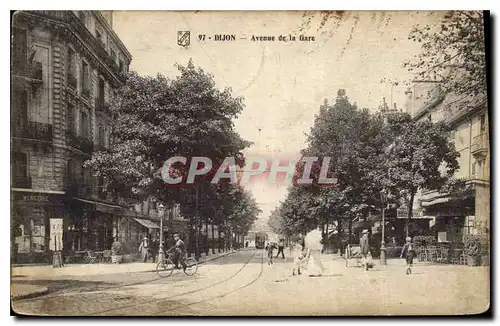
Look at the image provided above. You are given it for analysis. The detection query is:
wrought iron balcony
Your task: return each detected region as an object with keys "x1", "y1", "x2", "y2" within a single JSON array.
[
  {"x1": 12, "y1": 176, "x2": 32, "y2": 189},
  {"x1": 66, "y1": 131, "x2": 94, "y2": 154},
  {"x1": 471, "y1": 133, "x2": 488, "y2": 157},
  {"x1": 95, "y1": 98, "x2": 111, "y2": 115},
  {"x1": 12, "y1": 120, "x2": 53, "y2": 141},
  {"x1": 13, "y1": 61, "x2": 43, "y2": 82},
  {"x1": 67, "y1": 71, "x2": 77, "y2": 89}
]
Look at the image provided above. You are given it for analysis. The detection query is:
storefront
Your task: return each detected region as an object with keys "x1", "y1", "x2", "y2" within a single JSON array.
[
  {"x1": 421, "y1": 194, "x2": 475, "y2": 243},
  {"x1": 11, "y1": 190, "x2": 66, "y2": 264},
  {"x1": 66, "y1": 198, "x2": 124, "y2": 252}
]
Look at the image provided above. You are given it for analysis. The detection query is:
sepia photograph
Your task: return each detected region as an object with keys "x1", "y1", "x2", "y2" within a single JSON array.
[{"x1": 10, "y1": 9, "x2": 490, "y2": 316}]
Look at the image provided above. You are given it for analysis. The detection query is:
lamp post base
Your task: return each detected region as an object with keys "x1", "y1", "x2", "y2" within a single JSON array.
[
  {"x1": 380, "y1": 242, "x2": 387, "y2": 265},
  {"x1": 159, "y1": 244, "x2": 165, "y2": 263}
]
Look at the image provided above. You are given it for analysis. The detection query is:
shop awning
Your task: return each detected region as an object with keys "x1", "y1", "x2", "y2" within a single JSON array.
[
  {"x1": 421, "y1": 197, "x2": 451, "y2": 207},
  {"x1": 133, "y1": 218, "x2": 160, "y2": 229},
  {"x1": 73, "y1": 197, "x2": 124, "y2": 214}
]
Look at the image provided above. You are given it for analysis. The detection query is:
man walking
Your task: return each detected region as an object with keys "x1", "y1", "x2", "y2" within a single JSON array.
[
  {"x1": 359, "y1": 229, "x2": 371, "y2": 271},
  {"x1": 138, "y1": 235, "x2": 149, "y2": 262},
  {"x1": 276, "y1": 238, "x2": 285, "y2": 259}
]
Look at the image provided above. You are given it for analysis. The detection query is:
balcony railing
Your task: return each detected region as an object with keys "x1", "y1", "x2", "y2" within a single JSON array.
[
  {"x1": 67, "y1": 71, "x2": 77, "y2": 89},
  {"x1": 29, "y1": 11, "x2": 126, "y2": 80},
  {"x1": 12, "y1": 176, "x2": 32, "y2": 189},
  {"x1": 13, "y1": 61, "x2": 43, "y2": 82},
  {"x1": 471, "y1": 133, "x2": 488, "y2": 156},
  {"x1": 12, "y1": 121, "x2": 53, "y2": 141},
  {"x1": 66, "y1": 131, "x2": 94, "y2": 154}
]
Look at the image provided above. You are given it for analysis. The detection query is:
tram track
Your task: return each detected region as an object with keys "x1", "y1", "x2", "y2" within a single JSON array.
[
  {"x1": 89, "y1": 249, "x2": 262, "y2": 316},
  {"x1": 153, "y1": 248, "x2": 265, "y2": 315},
  {"x1": 16, "y1": 249, "x2": 242, "y2": 304}
]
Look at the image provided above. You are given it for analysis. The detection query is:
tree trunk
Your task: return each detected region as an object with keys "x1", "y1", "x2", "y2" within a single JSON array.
[
  {"x1": 338, "y1": 218, "x2": 343, "y2": 256},
  {"x1": 348, "y1": 218, "x2": 352, "y2": 244},
  {"x1": 407, "y1": 192, "x2": 415, "y2": 238},
  {"x1": 211, "y1": 222, "x2": 215, "y2": 254},
  {"x1": 205, "y1": 219, "x2": 209, "y2": 255}
]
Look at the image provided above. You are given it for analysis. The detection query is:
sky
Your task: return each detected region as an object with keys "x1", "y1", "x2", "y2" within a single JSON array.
[{"x1": 112, "y1": 11, "x2": 444, "y2": 229}]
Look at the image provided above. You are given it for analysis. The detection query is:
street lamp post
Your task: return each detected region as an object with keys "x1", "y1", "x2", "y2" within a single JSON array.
[
  {"x1": 158, "y1": 203, "x2": 165, "y2": 263},
  {"x1": 380, "y1": 189, "x2": 387, "y2": 265}
]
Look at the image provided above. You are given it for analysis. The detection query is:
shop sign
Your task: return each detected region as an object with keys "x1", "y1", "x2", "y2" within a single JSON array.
[{"x1": 13, "y1": 192, "x2": 64, "y2": 205}]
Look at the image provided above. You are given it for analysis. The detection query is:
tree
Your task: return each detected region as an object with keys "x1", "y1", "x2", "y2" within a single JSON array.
[
  {"x1": 403, "y1": 11, "x2": 487, "y2": 111},
  {"x1": 85, "y1": 61, "x2": 252, "y2": 247},
  {"x1": 384, "y1": 113, "x2": 460, "y2": 236},
  {"x1": 282, "y1": 90, "x2": 390, "y2": 241}
]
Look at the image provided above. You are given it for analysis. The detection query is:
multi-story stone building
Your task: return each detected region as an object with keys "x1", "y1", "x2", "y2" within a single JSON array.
[
  {"x1": 10, "y1": 10, "x2": 154, "y2": 263},
  {"x1": 404, "y1": 80, "x2": 489, "y2": 243}
]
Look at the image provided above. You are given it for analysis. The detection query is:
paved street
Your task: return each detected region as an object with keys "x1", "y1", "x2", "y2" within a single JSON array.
[{"x1": 12, "y1": 249, "x2": 489, "y2": 316}]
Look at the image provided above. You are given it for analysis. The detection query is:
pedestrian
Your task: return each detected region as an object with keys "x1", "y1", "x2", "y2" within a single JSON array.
[
  {"x1": 292, "y1": 243, "x2": 306, "y2": 276},
  {"x1": 266, "y1": 242, "x2": 277, "y2": 265},
  {"x1": 400, "y1": 236, "x2": 415, "y2": 275},
  {"x1": 150, "y1": 235, "x2": 159, "y2": 263},
  {"x1": 276, "y1": 238, "x2": 285, "y2": 259},
  {"x1": 304, "y1": 228, "x2": 325, "y2": 276},
  {"x1": 359, "y1": 229, "x2": 371, "y2": 271},
  {"x1": 245, "y1": 241, "x2": 249, "y2": 248},
  {"x1": 138, "y1": 236, "x2": 149, "y2": 263}
]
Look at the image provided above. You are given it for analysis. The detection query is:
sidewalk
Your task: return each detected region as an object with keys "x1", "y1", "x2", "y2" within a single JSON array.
[
  {"x1": 12, "y1": 249, "x2": 239, "y2": 280},
  {"x1": 11, "y1": 284, "x2": 49, "y2": 301}
]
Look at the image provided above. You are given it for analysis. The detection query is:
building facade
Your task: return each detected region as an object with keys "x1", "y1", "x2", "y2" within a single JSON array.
[
  {"x1": 10, "y1": 11, "x2": 173, "y2": 263},
  {"x1": 404, "y1": 81, "x2": 489, "y2": 243}
]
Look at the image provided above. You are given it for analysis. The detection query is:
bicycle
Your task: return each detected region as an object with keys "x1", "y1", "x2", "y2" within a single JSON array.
[{"x1": 156, "y1": 247, "x2": 198, "y2": 278}]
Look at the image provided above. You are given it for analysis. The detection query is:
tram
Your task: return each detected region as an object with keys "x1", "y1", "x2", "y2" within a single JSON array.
[{"x1": 255, "y1": 231, "x2": 268, "y2": 249}]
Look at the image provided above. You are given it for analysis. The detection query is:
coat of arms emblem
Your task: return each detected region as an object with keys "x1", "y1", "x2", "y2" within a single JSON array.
[{"x1": 177, "y1": 31, "x2": 190, "y2": 47}]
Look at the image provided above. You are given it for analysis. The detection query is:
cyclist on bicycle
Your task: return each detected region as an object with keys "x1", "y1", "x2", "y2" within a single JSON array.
[{"x1": 172, "y1": 233, "x2": 187, "y2": 271}]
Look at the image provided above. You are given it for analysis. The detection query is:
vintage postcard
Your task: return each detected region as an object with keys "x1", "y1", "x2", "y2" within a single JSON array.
[{"x1": 11, "y1": 10, "x2": 490, "y2": 316}]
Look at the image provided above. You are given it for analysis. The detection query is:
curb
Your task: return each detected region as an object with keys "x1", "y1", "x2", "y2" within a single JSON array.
[{"x1": 11, "y1": 286, "x2": 49, "y2": 301}]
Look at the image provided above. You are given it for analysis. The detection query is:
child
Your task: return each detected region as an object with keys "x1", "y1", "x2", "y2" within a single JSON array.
[
  {"x1": 400, "y1": 236, "x2": 415, "y2": 275},
  {"x1": 292, "y1": 243, "x2": 306, "y2": 276},
  {"x1": 266, "y1": 242, "x2": 277, "y2": 265}
]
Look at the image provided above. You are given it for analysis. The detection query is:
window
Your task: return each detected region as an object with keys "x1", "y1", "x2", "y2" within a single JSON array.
[
  {"x1": 66, "y1": 103, "x2": 76, "y2": 133},
  {"x1": 471, "y1": 162, "x2": 476, "y2": 178},
  {"x1": 465, "y1": 216, "x2": 475, "y2": 235},
  {"x1": 12, "y1": 152, "x2": 28, "y2": 178},
  {"x1": 98, "y1": 124, "x2": 105, "y2": 146},
  {"x1": 98, "y1": 78, "x2": 105, "y2": 104},
  {"x1": 480, "y1": 114, "x2": 486, "y2": 133},
  {"x1": 12, "y1": 28, "x2": 28, "y2": 76},
  {"x1": 80, "y1": 111, "x2": 89, "y2": 138},
  {"x1": 81, "y1": 61, "x2": 89, "y2": 94},
  {"x1": 111, "y1": 49, "x2": 117, "y2": 62},
  {"x1": 13, "y1": 89, "x2": 28, "y2": 130},
  {"x1": 119, "y1": 59, "x2": 124, "y2": 72}
]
